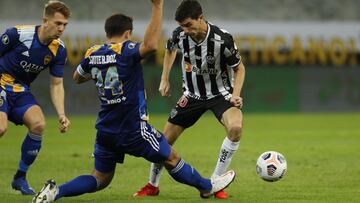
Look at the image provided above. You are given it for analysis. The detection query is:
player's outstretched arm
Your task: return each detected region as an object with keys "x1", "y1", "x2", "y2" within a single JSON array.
[
  {"x1": 159, "y1": 49, "x2": 177, "y2": 97},
  {"x1": 139, "y1": 0, "x2": 164, "y2": 57},
  {"x1": 50, "y1": 76, "x2": 71, "y2": 133}
]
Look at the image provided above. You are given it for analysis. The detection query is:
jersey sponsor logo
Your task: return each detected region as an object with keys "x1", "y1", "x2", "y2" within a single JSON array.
[
  {"x1": 89, "y1": 54, "x2": 116, "y2": 65},
  {"x1": 192, "y1": 66, "x2": 218, "y2": 75},
  {"x1": 102, "y1": 96, "x2": 127, "y2": 105},
  {"x1": 44, "y1": 55, "x2": 52, "y2": 65},
  {"x1": 20, "y1": 61, "x2": 45, "y2": 73},
  {"x1": 177, "y1": 95, "x2": 188, "y2": 108},
  {"x1": 1, "y1": 34, "x2": 9, "y2": 45}
]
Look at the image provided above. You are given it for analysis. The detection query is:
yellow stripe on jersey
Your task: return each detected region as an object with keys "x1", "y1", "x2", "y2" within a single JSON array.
[
  {"x1": 15, "y1": 25, "x2": 36, "y2": 29},
  {"x1": 48, "y1": 39, "x2": 60, "y2": 56},
  {"x1": 0, "y1": 74, "x2": 25, "y2": 92},
  {"x1": 1, "y1": 73, "x2": 15, "y2": 85},
  {"x1": 110, "y1": 43, "x2": 123, "y2": 54},
  {"x1": 85, "y1": 45, "x2": 102, "y2": 58},
  {"x1": 12, "y1": 84, "x2": 25, "y2": 92}
]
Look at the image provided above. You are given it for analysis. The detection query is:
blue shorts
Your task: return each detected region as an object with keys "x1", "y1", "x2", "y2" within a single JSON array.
[
  {"x1": 0, "y1": 89, "x2": 38, "y2": 125},
  {"x1": 93, "y1": 121, "x2": 171, "y2": 173}
]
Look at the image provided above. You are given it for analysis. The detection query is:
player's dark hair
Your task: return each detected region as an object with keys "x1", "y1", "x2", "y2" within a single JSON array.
[
  {"x1": 44, "y1": 1, "x2": 71, "y2": 18},
  {"x1": 175, "y1": 0, "x2": 203, "y2": 22},
  {"x1": 105, "y1": 14, "x2": 133, "y2": 38}
]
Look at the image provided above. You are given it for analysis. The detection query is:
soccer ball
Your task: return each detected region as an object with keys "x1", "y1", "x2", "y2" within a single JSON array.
[{"x1": 256, "y1": 151, "x2": 287, "y2": 182}]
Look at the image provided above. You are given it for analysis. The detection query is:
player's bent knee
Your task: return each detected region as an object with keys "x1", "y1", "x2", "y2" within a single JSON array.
[
  {"x1": 92, "y1": 170, "x2": 114, "y2": 191},
  {"x1": 163, "y1": 149, "x2": 181, "y2": 169},
  {"x1": 29, "y1": 121, "x2": 46, "y2": 134},
  {"x1": 230, "y1": 123, "x2": 242, "y2": 134},
  {"x1": 227, "y1": 123, "x2": 242, "y2": 141},
  {"x1": 96, "y1": 179, "x2": 111, "y2": 191}
]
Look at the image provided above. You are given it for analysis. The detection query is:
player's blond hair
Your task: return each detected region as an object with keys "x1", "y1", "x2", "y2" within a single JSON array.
[{"x1": 44, "y1": 1, "x2": 71, "y2": 18}]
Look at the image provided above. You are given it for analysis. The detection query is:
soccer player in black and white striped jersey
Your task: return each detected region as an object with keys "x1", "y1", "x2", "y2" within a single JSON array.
[{"x1": 134, "y1": 0, "x2": 245, "y2": 199}]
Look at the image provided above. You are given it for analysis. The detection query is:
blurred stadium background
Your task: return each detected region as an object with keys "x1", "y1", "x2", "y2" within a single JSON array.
[
  {"x1": 1, "y1": 0, "x2": 360, "y2": 115},
  {"x1": 1, "y1": 1, "x2": 360, "y2": 202}
]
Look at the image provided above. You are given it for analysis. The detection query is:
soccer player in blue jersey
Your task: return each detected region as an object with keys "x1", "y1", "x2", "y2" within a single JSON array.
[
  {"x1": 32, "y1": 0, "x2": 235, "y2": 202},
  {"x1": 0, "y1": 1, "x2": 71, "y2": 195}
]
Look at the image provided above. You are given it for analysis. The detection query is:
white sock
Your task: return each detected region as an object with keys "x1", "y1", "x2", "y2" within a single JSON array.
[
  {"x1": 212, "y1": 137, "x2": 240, "y2": 178},
  {"x1": 149, "y1": 163, "x2": 164, "y2": 187}
]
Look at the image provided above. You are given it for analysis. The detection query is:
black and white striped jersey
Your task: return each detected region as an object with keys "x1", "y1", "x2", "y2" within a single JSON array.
[{"x1": 166, "y1": 22, "x2": 241, "y2": 100}]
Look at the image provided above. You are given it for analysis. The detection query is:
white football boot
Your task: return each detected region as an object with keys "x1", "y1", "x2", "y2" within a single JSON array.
[
  {"x1": 32, "y1": 179, "x2": 59, "y2": 203},
  {"x1": 200, "y1": 170, "x2": 236, "y2": 198}
]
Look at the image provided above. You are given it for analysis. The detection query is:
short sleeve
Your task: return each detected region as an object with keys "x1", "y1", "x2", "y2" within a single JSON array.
[
  {"x1": 123, "y1": 41, "x2": 141, "y2": 62},
  {"x1": 76, "y1": 57, "x2": 91, "y2": 77},
  {"x1": 0, "y1": 27, "x2": 19, "y2": 56},
  {"x1": 49, "y1": 48, "x2": 67, "y2": 77},
  {"x1": 165, "y1": 27, "x2": 182, "y2": 51},
  {"x1": 223, "y1": 33, "x2": 241, "y2": 69}
]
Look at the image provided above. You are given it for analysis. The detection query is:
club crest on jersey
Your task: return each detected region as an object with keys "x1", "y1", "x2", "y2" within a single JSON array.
[
  {"x1": 128, "y1": 42, "x2": 136, "y2": 49},
  {"x1": 206, "y1": 55, "x2": 215, "y2": 64},
  {"x1": 2, "y1": 34, "x2": 9, "y2": 45},
  {"x1": 44, "y1": 55, "x2": 52, "y2": 65}
]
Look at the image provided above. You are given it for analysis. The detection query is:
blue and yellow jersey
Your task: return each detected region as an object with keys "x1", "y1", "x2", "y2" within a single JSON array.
[
  {"x1": 0, "y1": 25, "x2": 66, "y2": 92},
  {"x1": 76, "y1": 41, "x2": 148, "y2": 134}
]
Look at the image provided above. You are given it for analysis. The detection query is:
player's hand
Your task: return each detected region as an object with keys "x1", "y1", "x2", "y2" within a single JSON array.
[
  {"x1": 230, "y1": 96, "x2": 243, "y2": 109},
  {"x1": 58, "y1": 114, "x2": 70, "y2": 133},
  {"x1": 159, "y1": 80, "x2": 171, "y2": 97}
]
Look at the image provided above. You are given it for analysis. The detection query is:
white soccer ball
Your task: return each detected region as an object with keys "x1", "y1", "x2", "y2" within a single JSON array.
[{"x1": 256, "y1": 151, "x2": 287, "y2": 182}]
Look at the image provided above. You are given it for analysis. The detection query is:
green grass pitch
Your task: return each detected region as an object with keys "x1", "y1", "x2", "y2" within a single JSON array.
[{"x1": 1, "y1": 113, "x2": 359, "y2": 202}]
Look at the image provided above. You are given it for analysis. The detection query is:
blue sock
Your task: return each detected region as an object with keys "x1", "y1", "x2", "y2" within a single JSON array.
[
  {"x1": 56, "y1": 175, "x2": 98, "y2": 200},
  {"x1": 19, "y1": 132, "x2": 42, "y2": 172},
  {"x1": 168, "y1": 159, "x2": 212, "y2": 192}
]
